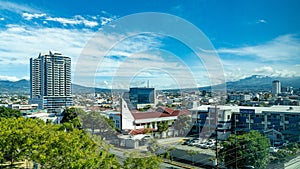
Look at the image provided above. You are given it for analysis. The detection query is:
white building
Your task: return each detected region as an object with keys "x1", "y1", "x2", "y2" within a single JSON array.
[
  {"x1": 29, "y1": 51, "x2": 72, "y2": 113},
  {"x1": 272, "y1": 80, "x2": 281, "y2": 96},
  {"x1": 120, "y1": 98, "x2": 191, "y2": 131}
]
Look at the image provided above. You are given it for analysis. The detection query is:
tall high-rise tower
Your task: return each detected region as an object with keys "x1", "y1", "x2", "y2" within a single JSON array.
[
  {"x1": 272, "y1": 80, "x2": 281, "y2": 97},
  {"x1": 30, "y1": 51, "x2": 72, "y2": 112}
]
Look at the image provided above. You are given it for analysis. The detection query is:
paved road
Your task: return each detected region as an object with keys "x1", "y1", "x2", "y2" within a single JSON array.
[{"x1": 285, "y1": 155, "x2": 300, "y2": 169}]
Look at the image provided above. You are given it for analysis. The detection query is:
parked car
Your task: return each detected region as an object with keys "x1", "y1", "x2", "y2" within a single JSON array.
[
  {"x1": 202, "y1": 142, "x2": 214, "y2": 149},
  {"x1": 197, "y1": 142, "x2": 207, "y2": 148},
  {"x1": 269, "y1": 147, "x2": 279, "y2": 153},
  {"x1": 188, "y1": 138, "x2": 201, "y2": 146},
  {"x1": 211, "y1": 144, "x2": 223, "y2": 150},
  {"x1": 182, "y1": 139, "x2": 192, "y2": 145},
  {"x1": 189, "y1": 141, "x2": 200, "y2": 146},
  {"x1": 208, "y1": 139, "x2": 216, "y2": 144}
]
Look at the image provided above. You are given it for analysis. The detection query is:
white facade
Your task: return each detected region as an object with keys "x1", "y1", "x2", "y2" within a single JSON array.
[
  {"x1": 120, "y1": 98, "x2": 135, "y2": 130},
  {"x1": 272, "y1": 80, "x2": 281, "y2": 96},
  {"x1": 120, "y1": 98, "x2": 191, "y2": 130},
  {"x1": 30, "y1": 51, "x2": 72, "y2": 112}
]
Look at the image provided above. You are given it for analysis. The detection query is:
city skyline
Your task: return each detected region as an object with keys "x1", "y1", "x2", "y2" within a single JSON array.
[{"x1": 0, "y1": 0, "x2": 300, "y2": 89}]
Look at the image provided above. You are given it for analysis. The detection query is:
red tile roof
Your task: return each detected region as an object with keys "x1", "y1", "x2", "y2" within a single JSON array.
[
  {"x1": 129, "y1": 128, "x2": 156, "y2": 135},
  {"x1": 131, "y1": 109, "x2": 191, "y2": 120},
  {"x1": 156, "y1": 107, "x2": 175, "y2": 114}
]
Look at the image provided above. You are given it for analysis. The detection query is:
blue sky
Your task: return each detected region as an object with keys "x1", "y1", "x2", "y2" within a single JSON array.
[{"x1": 0, "y1": 0, "x2": 300, "y2": 89}]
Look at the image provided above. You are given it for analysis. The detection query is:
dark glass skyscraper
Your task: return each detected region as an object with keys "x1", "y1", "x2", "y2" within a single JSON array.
[{"x1": 129, "y1": 87, "x2": 155, "y2": 106}]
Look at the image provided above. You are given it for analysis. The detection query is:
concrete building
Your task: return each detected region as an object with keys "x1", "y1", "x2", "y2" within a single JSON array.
[
  {"x1": 272, "y1": 80, "x2": 281, "y2": 97},
  {"x1": 8, "y1": 104, "x2": 38, "y2": 111},
  {"x1": 228, "y1": 94, "x2": 251, "y2": 102},
  {"x1": 29, "y1": 51, "x2": 72, "y2": 113},
  {"x1": 104, "y1": 111, "x2": 121, "y2": 130},
  {"x1": 190, "y1": 105, "x2": 300, "y2": 142},
  {"x1": 190, "y1": 105, "x2": 233, "y2": 140},
  {"x1": 120, "y1": 98, "x2": 191, "y2": 131}
]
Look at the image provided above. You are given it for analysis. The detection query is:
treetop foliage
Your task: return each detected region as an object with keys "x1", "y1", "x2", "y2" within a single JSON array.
[
  {"x1": 0, "y1": 117, "x2": 119, "y2": 168},
  {"x1": 220, "y1": 130, "x2": 270, "y2": 169},
  {"x1": 0, "y1": 107, "x2": 22, "y2": 118}
]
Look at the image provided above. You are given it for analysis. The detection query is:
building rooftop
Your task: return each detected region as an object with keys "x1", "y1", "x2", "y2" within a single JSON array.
[
  {"x1": 132, "y1": 108, "x2": 190, "y2": 120},
  {"x1": 190, "y1": 105, "x2": 300, "y2": 113}
]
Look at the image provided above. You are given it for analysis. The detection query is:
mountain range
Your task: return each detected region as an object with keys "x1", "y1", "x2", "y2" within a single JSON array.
[{"x1": 0, "y1": 75, "x2": 299, "y2": 95}]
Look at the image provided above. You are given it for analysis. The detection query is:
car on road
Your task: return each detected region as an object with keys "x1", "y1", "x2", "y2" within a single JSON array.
[
  {"x1": 202, "y1": 142, "x2": 214, "y2": 149},
  {"x1": 269, "y1": 147, "x2": 279, "y2": 153},
  {"x1": 208, "y1": 139, "x2": 216, "y2": 144},
  {"x1": 197, "y1": 142, "x2": 207, "y2": 148},
  {"x1": 210, "y1": 144, "x2": 223, "y2": 150},
  {"x1": 188, "y1": 138, "x2": 201, "y2": 146}
]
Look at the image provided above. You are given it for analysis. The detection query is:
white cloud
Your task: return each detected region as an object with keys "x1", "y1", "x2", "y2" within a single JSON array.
[
  {"x1": 100, "y1": 17, "x2": 113, "y2": 26},
  {"x1": 22, "y1": 12, "x2": 46, "y2": 20},
  {"x1": 83, "y1": 19, "x2": 98, "y2": 27},
  {"x1": 0, "y1": 24, "x2": 94, "y2": 66},
  {"x1": 0, "y1": 24, "x2": 171, "y2": 87},
  {"x1": 221, "y1": 58, "x2": 300, "y2": 82},
  {"x1": 0, "y1": 1, "x2": 40, "y2": 14},
  {"x1": 0, "y1": 75, "x2": 21, "y2": 81},
  {"x1": 45, "y1": 15, "x2": 98, "y2": 27},
  {"x1": 254, "y1": 66, "x2": 297, "y2": 77},
  {"x1": 254, "y1": 66, "x2": 274, "y2": 74},
  {"x1": 256, "y1": 19, "x2": 267, "y2": 24},
  {"x1": 45, "y1": 17, "x2": 81, "y2": 25},
  {"x1": 218, "y1": 34, "x2": 300, "y2": 62},
  {"x1": 0, "y1": 17, "x2": 4, "y2": 21}
]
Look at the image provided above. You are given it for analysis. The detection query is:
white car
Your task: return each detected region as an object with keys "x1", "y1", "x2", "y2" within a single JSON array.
[
  {"x1": 188, "y1": 140, "x2": 200, "y2": 146},
  {"x1": 269, "y1": 147, "x2": 279, "y2": 153},
  {"x1": 197, "y1": 142, "x2": 207, "y2": 148},
  {"x1": 203, "y1": 142, "x2": 214, "y2": 149},
  {"x1": 208, "y1": 139, "x2": 216, "y2": 144}
]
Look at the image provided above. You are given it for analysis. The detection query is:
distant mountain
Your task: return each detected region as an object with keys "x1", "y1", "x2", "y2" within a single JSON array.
[
  {"x1": 72, "y1": 84, "x2": 112, "y2": 94},
  {"x1": 0, "y1": 80, "x2": 114, "y2": 95},
  {"x1": 0, "y1": 79, "x2": 30, "y2": 94},
  {"x1": 0, "y1": 75, "x2": 299, "y2": 95},
  {"x1": 225, "y1": 75, "x2": 300, "y2": 92}
]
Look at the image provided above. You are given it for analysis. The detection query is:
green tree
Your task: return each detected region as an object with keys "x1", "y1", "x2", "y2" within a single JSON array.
[
  {"x1": 0, "y1": 117, "x2": 38, "y2": 168},
  {"x1": 220, "y1": 130, "x2": 270, "y2": 169},
  {"x1": 157, "y1": 121, "x2": 169, "y2": 133},
  {"x1": 0, "y1": 117, "x2": 120, "y2": 169},
  {"x1": 123, "y1": 152, "x2": 161, "y2": 169},
  {"x1": 0, "y1": 107, "x2": 22, "y2": 118},
  {"x1": 80, "y1": 111, "x2": 117, "y2": 139},
  {"x1": 61, "y1": 107, "x2": 84, "y2": 124},
  {"x1": 173, "y1": 114, "x2": 192, "y2": 136}
]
